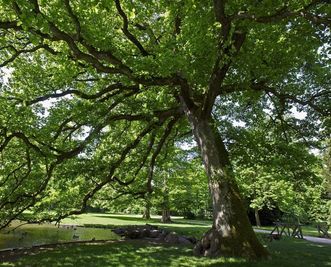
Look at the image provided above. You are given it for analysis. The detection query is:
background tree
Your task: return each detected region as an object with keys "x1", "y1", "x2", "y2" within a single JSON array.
[
  {"x1": 234, "y1": 143, "x2": 324, "y2": 225},
  {"x1": 152, "y1": 149, "x2": 210, "y2": 222},
  {"x1": 321, "y1": 140, "x2": 331, "y2": 224},
  {"x1": 86, "y1": 144, "x2": 210, "y2": 221},
  {"x1": 0, "y1": 0, "x2": 330, "y2": 259}
]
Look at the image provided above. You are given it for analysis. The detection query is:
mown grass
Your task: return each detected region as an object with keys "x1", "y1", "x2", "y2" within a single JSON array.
[
  {"x1": 1, "y1": 237, "x2": 331, "y2": 267},
  {"x1": 63, "y1": 213, "x2": 325, "y2": 238},
  {"x1": 62, "y1": 213, "x2": 211, "y2": 238},
  {"x1": 1, "y1": 213, "x2": 330, "y2": 267}
]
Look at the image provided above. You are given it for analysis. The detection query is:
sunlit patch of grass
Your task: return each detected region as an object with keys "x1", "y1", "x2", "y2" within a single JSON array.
[
  {"x1": 1, "y1": 241, "x2": 245, "y2": 267},
  {"x1": 1, "y1": 238, "x2": 331, "y2": 267},
  {"x1": 62, "y1": 213, "x2": 211, "y2": 238},
  {"x1": 1, "y1": 214, "x2": 330, "y2": 267}
]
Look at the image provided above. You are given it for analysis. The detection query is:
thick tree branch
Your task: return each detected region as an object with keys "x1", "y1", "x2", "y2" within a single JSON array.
[
  {"x1": 8, "y1": 1, "x2": 132, "y2": 74},
  {"x1": 134, "y1": 22, "x2": 159, "y2": 45},
  {"x1": 1, "y1": 3, "x2": 177, "y2": 88},
  {"x1": 48, "y1": 23, "x2": 124, "y2": 74},
  {"x1": 0, "y1": 161, "x2": 57, "y2": 229},
  {"x1": 203, "y1": 30, "x2": 246, "y2": 117},
  {"x1": 114, "y1": 0, "x2": 150, "y2": 56},
  {"x1": 27, "y1": 83, "x2": 139, "y2": 105},
  {"x1": 266, "y1": 87, "x2": 330, "y2": 116},
  {"x1": 213, "y1": 0, "x2": 227, "y2": 24},
  {"x1": 62, "y1": 120, "x2": 159, "y2": 216},
  {"x1": 177, "y1": 76, "x2": 199, "y2": 112},
  {"x1": 232, "y1": 0, "x2": 330, "y2": 27},
  {"x1": 0, "y1": 43, "x2": 57, "y2": 67},
  {"x1": 0, "y1": 132, "x2": 45, "y2": 156},
  {"x1": 200, "y1": 1, "x2": 249, "y2": 117},
  {"x1": 218, "y1": 81, "x2": 330, "y2": 116},
  {"x1": 0, "y1": 21, "x2": 22, "y2": 30},
  {"x1": 63, "y1": 0, "x2": 81, "y2": 40}
]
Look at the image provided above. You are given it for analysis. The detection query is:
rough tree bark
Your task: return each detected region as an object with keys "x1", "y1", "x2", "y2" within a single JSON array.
[{"x1": 187, "y1": 113, "x2": 269, "y2": 259}]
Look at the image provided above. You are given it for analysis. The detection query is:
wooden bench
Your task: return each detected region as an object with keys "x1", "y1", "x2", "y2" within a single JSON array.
[
  {"x1": 270, "y1": 222, "x2": 303, "y2": 239},
  {"x1": 316, "y1": 222, "x2": 330, "y2": 238}
]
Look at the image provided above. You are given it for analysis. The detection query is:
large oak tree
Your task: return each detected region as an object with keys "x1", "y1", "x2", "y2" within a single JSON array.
[{"x1": 0, "y1": 0, "x2": 330, "y2": 259}]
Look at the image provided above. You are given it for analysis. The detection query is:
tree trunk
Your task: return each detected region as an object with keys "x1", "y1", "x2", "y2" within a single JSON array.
[
  {"x1": 255, "y1": 208, "x2": 261, "y2": 228},
  {"x1": 187, "y1": 114, "x2": 269, "y2": 259},
  {"x1": 142, "y1": 197, "x2": 151, "y2": 220},
  {"x1": 160, "y1": 194, "x2": 172, "y2": 223},
  {"x1": 161, "y1": 209, "x2": 172, "y2": 223},
  {"x1": 160, "y1": 172, "x2": 172, "y2": 223}
]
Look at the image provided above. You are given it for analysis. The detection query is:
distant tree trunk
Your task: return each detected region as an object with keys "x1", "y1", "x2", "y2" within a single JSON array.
[
  {"x1": 161, "y1": 209, "x2": 172, "y2": 223},
  {"x1": 160, "y1": 176, "x2": 172, "y2": 223},
  {"x1": 255, "y1": 208, "x2": 261, "y2": 228},
  {"x1": 142, "y1": 197, "x2": 151, "y2": 220},
  {"x1": 186, "y1": 113, "x2": 269, "y2": 259}
]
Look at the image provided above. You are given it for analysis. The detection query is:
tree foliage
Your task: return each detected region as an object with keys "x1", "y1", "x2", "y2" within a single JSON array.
[
  {"x1": 232, "y1": 126, "x2": 324, "y2": 221},
  {"x1": 0, "y1": 0, "x2": 330, "y2": 258}
]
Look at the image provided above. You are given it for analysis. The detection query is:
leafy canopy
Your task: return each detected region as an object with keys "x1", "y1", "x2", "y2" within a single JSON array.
[{"x1": 0, "y1": 0, "x2": 330, "y2": 227}]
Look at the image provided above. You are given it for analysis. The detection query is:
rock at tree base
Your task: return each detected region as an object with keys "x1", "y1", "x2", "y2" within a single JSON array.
[{"x1": 111, "y1": 224, "x2": 196, "y2": 245}]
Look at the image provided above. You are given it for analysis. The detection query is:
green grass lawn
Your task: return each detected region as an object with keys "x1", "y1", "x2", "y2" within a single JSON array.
[
  {"x1": 0, "y1": 214, "x2": 210, "y2": 251},
  {"x1": 1, "y1": 237, "x2": 330, "y2": 267},
  {"x1": 62, "y1": 213, "x2": 325, "y2": 238},
  {"x1": 62, "y1": 213, "x2": 212, "y2": 238},
  {"x1": 1, "y1": 213, "x2": 330, "y2": 267}
]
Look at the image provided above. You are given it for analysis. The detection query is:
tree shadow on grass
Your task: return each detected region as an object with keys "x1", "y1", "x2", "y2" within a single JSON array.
[
  {"x1": 262, "y1": 237, "x2": 331, "y2": 267},
  {"x1": 12, "y1": 240, "x2": 246, "y2": 267},
  {"x1": 8, "y1": 238, "x2": 331, "y2": 267}
]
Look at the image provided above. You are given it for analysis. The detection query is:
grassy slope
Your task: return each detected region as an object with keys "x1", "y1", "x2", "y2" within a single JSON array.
[{"x1": 1, "y1": 213, "x2": 330, "y2": 267}]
